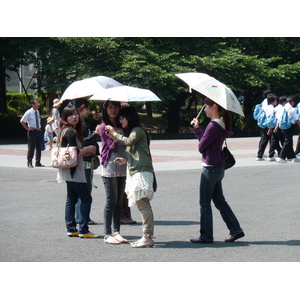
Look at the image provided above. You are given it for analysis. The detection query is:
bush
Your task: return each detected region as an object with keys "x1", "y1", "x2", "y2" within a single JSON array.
[{"x1": 6, "y1": 93, "x2": 35, "y2": 115}]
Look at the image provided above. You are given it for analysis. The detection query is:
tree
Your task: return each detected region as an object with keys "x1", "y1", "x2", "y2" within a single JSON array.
[
  {"x1": 0, "y1": 37, "x2": 36, "y2": 113},
  {"x1": 3, "y1": 37, "x2": 300, "y2": 135}
]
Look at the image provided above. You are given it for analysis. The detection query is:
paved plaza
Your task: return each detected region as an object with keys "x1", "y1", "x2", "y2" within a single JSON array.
[
  {"x1": 1, "y1": 136, "x2": 300, "y2": 263},
  {"x1": 1, "y1": 136, "x2": 299, "y2": 298}
]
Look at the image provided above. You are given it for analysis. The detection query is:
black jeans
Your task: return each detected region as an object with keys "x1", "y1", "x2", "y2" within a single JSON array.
[
  {"x1": 102, "y1": 176, "x2": 126, "y2": 235},
  {"x1": 280, "y1": 125, "x2": 296, "y2": 159},
  {"x1": 27, "y1": 130, "x2": 42, "y2": 165},
  {"x1": 269, "y1": 130, "x2": 282, "y2": 158},
  {"x1": 257, "y1": 128, "x2": 270, "y2": 158}
]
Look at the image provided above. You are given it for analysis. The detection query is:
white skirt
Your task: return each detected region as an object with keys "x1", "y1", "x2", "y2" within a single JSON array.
[{"x1": 125, "y1": 171, "x2": 154, "y2": 207}]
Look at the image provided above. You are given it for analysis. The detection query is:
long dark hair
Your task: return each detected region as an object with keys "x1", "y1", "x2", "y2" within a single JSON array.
[
  {"x1": 60, "y1": 106, "x2": 83, "y2": 142},
  {"x1": 101, "y1": 100, "x2": 122, "y2": 128},
  {"x1": 204, "y1": 98, "x2": 233, "y2": 135},
  {"x1": 119, "y1": 106, "x2": 141, "y2": 137}
]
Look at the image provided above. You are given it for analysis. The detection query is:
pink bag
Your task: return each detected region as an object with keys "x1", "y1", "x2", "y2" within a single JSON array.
[{"x1": 51, "y1": 128, "x2": 78, "y2": 169}]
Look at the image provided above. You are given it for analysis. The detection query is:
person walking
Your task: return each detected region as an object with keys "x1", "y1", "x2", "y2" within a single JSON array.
[
  {"x1": 190, "y1": 97, "x2": 244, "y2": 243},
  {"x1": 256, "y1": 89, "x2": 274, "y2": 161},
  {"x1": 20, "y1": 99, "x2": 44, "y2": 168},
  {"x1": 294, "y1": 100, "x2": 300, "y2": 156},
  {"x1": 265, "y1": 94, "x2": 281, "y2": 161},
  {"x1": 58, "y1": 105, "x2": 100, "y2": 238},
  {"x1": 276, "y1": 95, "x2": 300, "y2": 163},
  {"x1": 105, "y1": 105, "x2": 155, "y2": 248},
  {"x1": 97, "y1": 100, "x2": 128, "y2": 245}
]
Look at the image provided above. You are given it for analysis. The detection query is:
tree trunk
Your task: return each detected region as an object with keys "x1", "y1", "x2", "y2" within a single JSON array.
[
  {"x1": 0, "y1": 54, "x2": 7, "y2": 114},
  {"x1": 145, "y1": 102, "x2": 152, "y2": 117}
]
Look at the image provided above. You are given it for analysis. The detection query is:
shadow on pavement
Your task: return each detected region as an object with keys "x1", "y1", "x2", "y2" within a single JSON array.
[{"x1": 153, "y1": 239, "x2": 300, "y2": 248}]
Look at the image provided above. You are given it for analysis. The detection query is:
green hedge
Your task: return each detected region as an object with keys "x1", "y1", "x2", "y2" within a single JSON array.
[{"x1": 6, "y1": 93, "x2": 35, "y2": 115}]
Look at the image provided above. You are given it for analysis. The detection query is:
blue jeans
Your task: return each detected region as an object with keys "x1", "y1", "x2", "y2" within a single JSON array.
[
  {"x1": 102, "y1": 177, "x2": 126, "y2": 235},
  {"x1": 75, "y1": 169, "x2": 92, "y2": 223},
  {"x1": 65, "y1": 181, "x2": 92, "y2": 234},
  {"x1": 199, "y1": 167, "x2": 243, "y2": 242}
]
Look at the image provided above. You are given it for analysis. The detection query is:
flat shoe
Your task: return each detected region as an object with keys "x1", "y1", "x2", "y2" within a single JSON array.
[
  {"x1": 104, "y1": 235, "x2": 121, "y2": 245},
  {"x1": 225, "y1": 232, "x2": 245, "y2": 242},
  {"x1": 190, "y1": 238, "x2": 213, "y2": 244},
  {"x1": 88, "y1": 220, "x2": 98, "y2": 225},
  {"x1": 131, "y1": 240, "x2": 154, "y2": 248},
  {"x1": 67, "y1": 232, "x2": 79, "y2": 237},
  {"x1": 113, "y1": 233, "x2": 128, "y2": 243},
  {"x1": 79, "y1": 232, "x2": 101, "y2": 238}
]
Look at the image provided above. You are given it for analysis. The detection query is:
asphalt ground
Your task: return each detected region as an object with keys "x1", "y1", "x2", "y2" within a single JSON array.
[{"x1": 0, "y1": 137, "x2": 299, "y2": 299}]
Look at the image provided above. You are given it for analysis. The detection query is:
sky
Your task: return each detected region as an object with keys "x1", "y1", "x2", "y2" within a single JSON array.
[{"x1": 2, "y1": 1, "x2": 299, "y2": 37}]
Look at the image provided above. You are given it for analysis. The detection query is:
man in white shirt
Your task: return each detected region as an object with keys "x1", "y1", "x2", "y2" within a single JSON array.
[
  {"x1": 256, "y1": 89, "x2": 273, "y2": 161},
  {"x1": 265, "y1": 95, "x2": 281, "y2": 161},
  {"x1": 20, "y1": 99, "x2": 44, "y2": 168}
]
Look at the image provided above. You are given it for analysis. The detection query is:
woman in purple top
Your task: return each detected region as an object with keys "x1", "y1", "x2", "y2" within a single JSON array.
[
  {"x1": 97, "y1": 101, "x2": 128, "y2": 245},
  {"x1": 190, "y1": 97, "x2": 245, "y2": 244}
]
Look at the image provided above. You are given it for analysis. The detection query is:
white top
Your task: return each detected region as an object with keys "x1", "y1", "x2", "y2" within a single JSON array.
[
  {"x1": 282, "y1": 103, "x2": 298, "y2": 124},
  {"x1": 261, "y1": 98, "x2": 268, "y2": 111},
  {"x1": 20, "y1": 108, "x2": 41, "y2": 129},
  {"x1": 265, "y1": 104, "x2": 275, "y2": 118},
  {"x1": 275, "y1": 104, "x2": 284, "y2": 120}
]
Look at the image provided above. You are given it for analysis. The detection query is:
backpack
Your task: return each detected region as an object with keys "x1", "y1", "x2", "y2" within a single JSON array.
[
  {"x1": 278, "y1": 108, "x2": 292, "y2": 130},
  {"x1": 253, "y1": 104, "x2": 267, "y2": 128},
  {"x1": 253, "y1": 104, "x2": 262, "y2": 120},
  {"x1": 266, "y1": 110, "x2": 276, "y2": 129}
]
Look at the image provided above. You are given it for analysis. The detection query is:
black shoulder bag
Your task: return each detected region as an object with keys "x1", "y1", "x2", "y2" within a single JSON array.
[{"x1": 223, "y1": 139, "x2": 235, "y2": 170}]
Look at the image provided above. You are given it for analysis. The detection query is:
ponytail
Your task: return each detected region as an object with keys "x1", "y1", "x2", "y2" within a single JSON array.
[{"x1": 219, "y1": 107, "x2": 233, "y2": 136}]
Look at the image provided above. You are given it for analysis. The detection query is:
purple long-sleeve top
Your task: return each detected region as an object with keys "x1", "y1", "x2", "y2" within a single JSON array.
[
  {"x1": 194, "y1": 120, "x2": 228, "y2": 167},
  {"x1": 98, "y1": 122, "x2": 119, "y2": 167}
]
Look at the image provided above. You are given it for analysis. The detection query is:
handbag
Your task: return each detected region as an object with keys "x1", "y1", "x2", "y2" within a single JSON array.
[
  {"x1": 51, "y1": 128, "x2": 78, "y2": 169},
  {"x1": 90, "y1": 153, "x2": 100, "y2": 170},
  {"x1": 223, "y1": 139, "x2": 235, "y2": 170}
]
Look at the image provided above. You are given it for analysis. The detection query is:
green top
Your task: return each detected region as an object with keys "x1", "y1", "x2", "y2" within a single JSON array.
[{"x1": 114, "y1": 127, "x2": 154, "y2": 176}]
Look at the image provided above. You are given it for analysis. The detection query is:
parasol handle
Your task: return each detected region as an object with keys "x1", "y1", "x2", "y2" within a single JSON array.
[{"x1": 196, "y1": 104, "x2": 206, "y2": 119}]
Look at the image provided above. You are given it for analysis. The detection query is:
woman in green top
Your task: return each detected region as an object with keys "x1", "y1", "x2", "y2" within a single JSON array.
[{"x1": 105, "y1": 106, "x2": 155, "y2": 248}]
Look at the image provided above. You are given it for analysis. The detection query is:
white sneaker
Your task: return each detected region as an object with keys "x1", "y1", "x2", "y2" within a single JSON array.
[
  {"x1": 292, "y1": 158, "x2": 300, "y2": 163},
  {"x1": 256, "y1": 157, "x2": 265, "y2": 161},
  {"x1": 296, "y1": 153, "x2": 300, "y2": 158},
  {"x1": 276, "y1": 158, "x2": 287, "y2": 163},
  {"x1": 268, "y1": 157, "x2": 276, "y2": 162}
]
